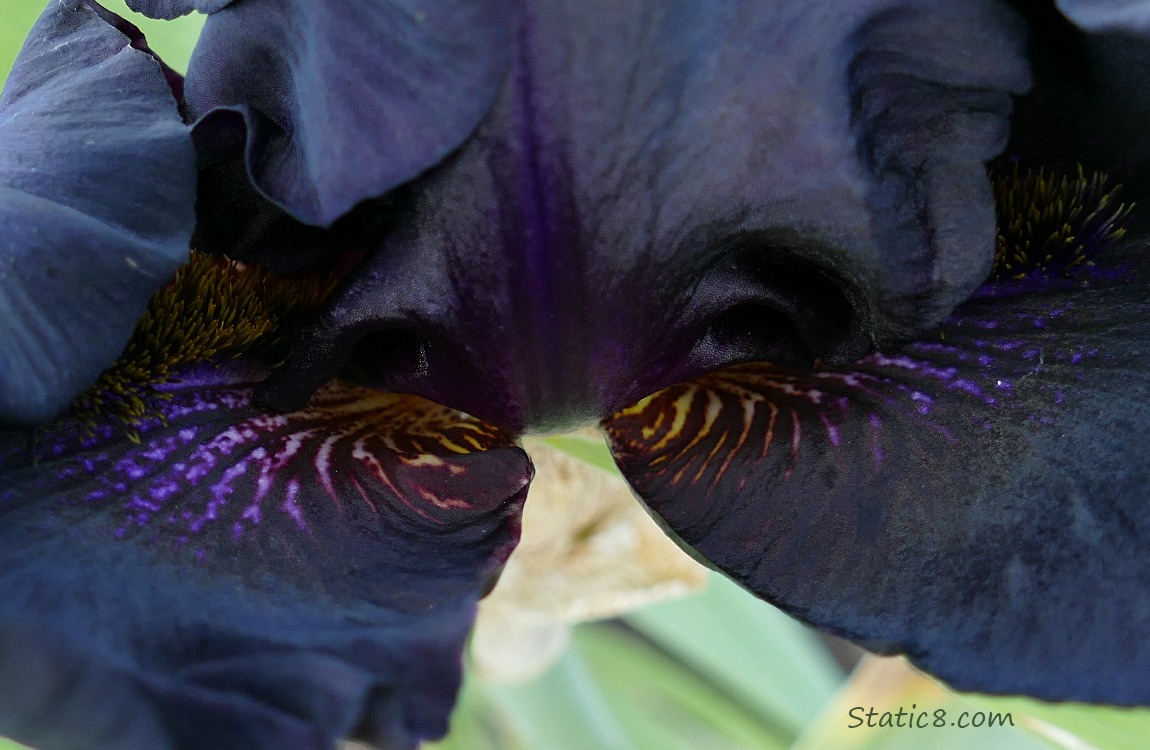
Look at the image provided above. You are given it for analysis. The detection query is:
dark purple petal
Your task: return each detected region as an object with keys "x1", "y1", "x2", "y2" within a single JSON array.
[
  {"x1": 0, "y1": 621, "x2": 172, "y2": 749},
  {"x1": 0, "y1": 0, "x2": 195, "y2": 425},
  {"x1": 125, "y1": 0, "x2": 234, "y2": 20},
  {"x1": 1056, "y1": 0, "x2": 1150, "y2": 30},
  {"x1": 604, "y1": 222, "x2": 1150, "y2": 703},
  {"x1": 191, "y1": 114, "x2": 395, "y2": 276},
  {"x1": 184, "y1": 0, "x2": 513, "y2": 226},
  {"x1": 0, "y1": 374, "x2": 530, "y2": 750},
  {"x1": 258, "y1": 0, "x2": 1029, "y2": 433}
]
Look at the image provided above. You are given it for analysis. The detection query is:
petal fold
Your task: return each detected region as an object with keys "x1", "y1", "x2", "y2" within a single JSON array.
[
  {"x1": 605, "y1": 177, "x2": 1150, "y2": 703},
  {"x1": 0, "y1": 376, "x2": 530, "y2": 749},
  {"x1": 185, "y1": 0, "x2": 513, "y2": 225},
  {"x1": 0, "y1": 0, "x2": 195, "y2": 425}
]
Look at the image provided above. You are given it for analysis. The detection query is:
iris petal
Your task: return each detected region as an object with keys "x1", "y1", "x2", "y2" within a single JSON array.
[
  {"x1": 256, "y1": 0, "x2": 1029, "y2": 433},
  {"x1": 184, "y1": 0, "x2": 513, "y2": 226},
  {"x1": 125, "y1": 0, "x2": 235, "y2": 21},
  {"x1": 1056, "y1": 0, "x2": 1150, "y2": 30},
  {"x1": 605, "y1": 173, "x2": 1150, "y2": 704},
  {"x1": 0, "y1": 0, "x2": 195, "y2": 425},
  {"x1": 0, "y1": 374, "x2": 530, "y2": 749}
]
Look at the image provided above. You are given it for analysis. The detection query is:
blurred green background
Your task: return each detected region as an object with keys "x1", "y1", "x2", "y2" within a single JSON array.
[{"x1": 3, "y1": 2, "x2": 1150, "y2": 749}]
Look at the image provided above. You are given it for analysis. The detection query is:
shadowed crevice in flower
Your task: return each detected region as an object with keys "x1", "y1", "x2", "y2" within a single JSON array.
[
  {"x1": 1008, "y1": 0, "x2": 1150, "y2": 200},
  {"x1": 0, "y1": 373, "x2": 531, "y2": 750},
  {"x1": 190, "y1": 129, "x2": 401, "y2": 276},
  {"x1": 0, "y1": 0, "x2": 195, "y2": 425},
  {"x1": 255, "y1": 0, "x2": 1030, "y2": 434},
  {"x1": 180, "y1": 0, "x2": 515, "y2": 226},
  {"x1": 604, "y1": 166, "x2": 1150, "y2": 704}
]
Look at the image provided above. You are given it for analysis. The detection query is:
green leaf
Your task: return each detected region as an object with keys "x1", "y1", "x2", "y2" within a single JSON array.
[
  {"x1": 575, "y1": 622, "x2": 792, "y2": 750},
  {"x1": 625, "y1": 572, "x2": 843, "y2": 737},
  {"x1": 963, "y1": 694, "x2": 1150, "y2": 750},
  {"x1": 538, "y1": 433, "x2": 620, "y2": 474},
  {"x1": 482, "y1": 647, "x2": 638, "y2": 750}
]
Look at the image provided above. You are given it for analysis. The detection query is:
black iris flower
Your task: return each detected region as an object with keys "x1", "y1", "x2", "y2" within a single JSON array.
[{"x1": 2, "y1": 0, "x2": 1150, "y2": 748}]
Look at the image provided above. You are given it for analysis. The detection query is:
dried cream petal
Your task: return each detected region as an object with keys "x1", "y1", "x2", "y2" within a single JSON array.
[
  {"x1": 469, "y1": 605, "x2": 572, "y2": 682},
  {"x1": 471, "y1": 432, "x2": 707, "y2": 681}
]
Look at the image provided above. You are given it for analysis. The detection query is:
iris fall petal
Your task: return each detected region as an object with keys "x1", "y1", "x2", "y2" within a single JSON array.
[
  {"x1": 0, "y1": 373, "x2": 530, "y2": 750},
  {"x1": 605, "y1": 189, "x2": 1150, "y2": 703}
]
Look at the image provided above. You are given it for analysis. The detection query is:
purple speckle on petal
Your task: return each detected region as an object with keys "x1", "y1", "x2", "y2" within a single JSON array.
[
  {"x1": 282, "y1": 479, "x2": 308, "y2": 531},
  {"x1": 241, "y1": 504, "x2": 261, "y2": 524},
  {"x1": 951, "y1": 379, "x2": 983, "y2": 397},
  {"x1": 869, "y1": 413, "x2": 884, "y2": 468}
]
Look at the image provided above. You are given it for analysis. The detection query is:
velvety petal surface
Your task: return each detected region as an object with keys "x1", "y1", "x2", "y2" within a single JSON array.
[
  {"x1": 605, "y1": 218, "x2": 1150, "y2": 703},
  {"x1": 126, "y1": 0, "x2": 234, "y2": 20},
  {"x1": 258, "y1": 0, "x2": 1030, "y2": 434},
  {"x1": 0, "y1": 0, "x2": 195, "y2": 425},
  {"x1": 0, "y1": 372, "x2": 530, "y2": 750},
  {"x1": 184, "y1": 0, "x2": 512, "y2": 226}
]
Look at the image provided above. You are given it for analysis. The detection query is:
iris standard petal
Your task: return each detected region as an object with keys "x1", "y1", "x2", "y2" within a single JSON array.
[
  {"x1": 125, "y1": 0, "x2": 234, "y2": 20},
  {"x1": 183, "y1": 0, "x2": 513, "y2": 226},
  {"x1": 604, "y1": 168, "x2": 1150, "y2": 704},
  {"x1": 257, "y1": 0, "x2": 1029, "y2": 434},
  {"x1": 0, "y1": 371, "x2": 530, "y2": 750},
  {"x1": 1056, "y1": 0, "x2": 1150, "y2": 30},
  {"x1": 0, "y1": 0, "x2": 195, "y2": 425}
]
